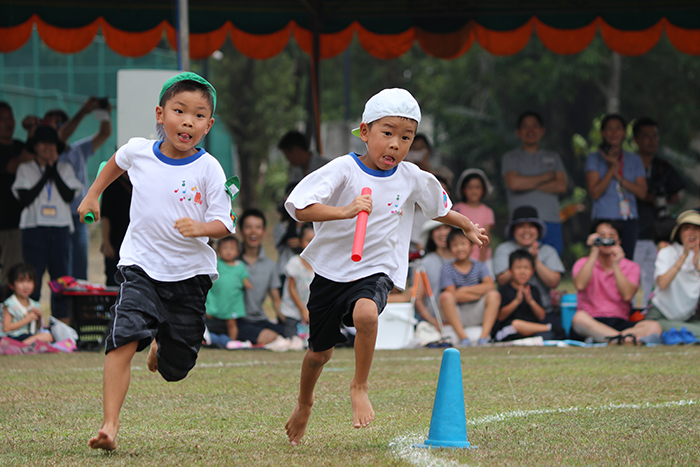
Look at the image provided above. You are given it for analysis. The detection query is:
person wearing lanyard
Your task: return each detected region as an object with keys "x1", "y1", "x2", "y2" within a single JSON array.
[
  {"x1": 585, "y1": 114, "x2": 647, "y2": 260},
  {"x1": 11, "y1": 126, "x2": 82, "y2": 323}
]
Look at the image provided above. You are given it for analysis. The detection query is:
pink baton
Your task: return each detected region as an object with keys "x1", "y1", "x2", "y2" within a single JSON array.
[{"x1": 351, "y1": 187, "x2": 372, "y2": 262}]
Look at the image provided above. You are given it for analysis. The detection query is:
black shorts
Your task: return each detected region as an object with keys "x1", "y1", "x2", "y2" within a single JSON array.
[
  {"x1": 594, "y1": 317, "x2": 635, "y2": 332},
  {"x1": 237, "y1": 318, "x2": 285, "y2": 344},
  {"x1": 306, "y1": 273, "x2": 393, "y2": 352},
  {"x1": 105, "y1": 265, "x2": 212, "y2": 382}
]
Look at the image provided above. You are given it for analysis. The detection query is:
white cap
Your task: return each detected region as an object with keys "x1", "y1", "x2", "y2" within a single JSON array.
[{"x1": 351, "y1": 88, "x2": 421, "y2": 137}]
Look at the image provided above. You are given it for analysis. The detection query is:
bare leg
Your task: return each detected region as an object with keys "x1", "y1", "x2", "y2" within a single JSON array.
[
  {"x1": 88, "y1": 341, "x2": 138, "y2": 450},
  {"x1": 511, "y1": 319, "x2": 551, "y2": 337},
  {"x1": 22, "y1": 332, "x2": 54, "y2": 345},
  {"x1": 439, "y1": 291, "x2": 467, "y2": 341},
  {"x1": 256, "y1": 329, "x2": 280, "y2": 346},
  {"x1": 624, "y1": 320, "x2": 662, "y2": 339},
  {"x1": 480, "y1": 291, "x2": 501, "y2": 339},
  {"x1": 571, "y1": 311, "x2": 621, "y2": 343},
  {"x1": 146, "y1": 339, "x2": 158, "y2": 373},
  {"x1": 286, "y1": 347, "x2": 333, "y2": 445},
  {"x1": 226, "y1": 319, "x2": 239, "y2": 341},
  {"x1": 350, "y1": 298, "x2": 378, "y2": 429}
]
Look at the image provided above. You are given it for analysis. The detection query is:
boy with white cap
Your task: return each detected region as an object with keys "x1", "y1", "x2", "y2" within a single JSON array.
[
  {"x1": 284, "y1": 88, "x2": 488, "y2": 445},
  {"x1": 78, "y1": 72, "x2": 235, "y2": 451}
]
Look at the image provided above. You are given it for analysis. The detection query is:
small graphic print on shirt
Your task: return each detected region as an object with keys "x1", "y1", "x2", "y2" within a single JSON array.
[
  {"x1": 174, "y1": 180, "x2": 203, "y2": 205},
  {"x1": 442, "y1": 191, "x2": 448, "y2": 209},
  {"x1": 389, "y1": 195, "x2": 403, "y2": 216}
]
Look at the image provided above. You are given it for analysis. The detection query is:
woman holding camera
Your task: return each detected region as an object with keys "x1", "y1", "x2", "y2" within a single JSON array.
[
  {"x1": 585, "y1": 114, "x2": 647, "y2": 259},
  {"x1": 570, "y1": 219, "x2": 662, "y2": 344}
]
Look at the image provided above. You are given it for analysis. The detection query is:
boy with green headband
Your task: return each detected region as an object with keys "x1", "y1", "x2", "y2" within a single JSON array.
[{"x1": 79, "y1": 72, "x2": 235, "y2": 451}]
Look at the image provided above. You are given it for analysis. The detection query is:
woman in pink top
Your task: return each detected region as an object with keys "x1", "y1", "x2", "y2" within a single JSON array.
[
  {"x1": 571, "y1": 220, "x2": 661, "y2": 344},
  {"x1": 453, "y1": 169, "x2": 495, "y2": 264}
]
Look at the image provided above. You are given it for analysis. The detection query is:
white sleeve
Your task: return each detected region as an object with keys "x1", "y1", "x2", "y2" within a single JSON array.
[
  {"x1": 11, "y1": 162, "x2": 35, "y2": 195},
  {"x1": 654, "y1": 246, "x2": 678, "y2": 279},
  {"x1": 203, "y1": 158, "x2": 235, "y2": 234},
  {"x1": 57, "y1": 162, "x2": 83, "y2": 193},
  {"x1": 114, "y1": 138, "x2": 140, "y2": 171},
  {"x1": 284, "y1": 158, "x2": 346, "y2": 222},
  {"x1": 412, "y1": 168, "x2": 452, "y2": 219}
]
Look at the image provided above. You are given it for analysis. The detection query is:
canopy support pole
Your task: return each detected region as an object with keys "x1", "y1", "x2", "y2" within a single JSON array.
[{"x1": 177, "y1": 0, "x2": 190, "y2": 71}]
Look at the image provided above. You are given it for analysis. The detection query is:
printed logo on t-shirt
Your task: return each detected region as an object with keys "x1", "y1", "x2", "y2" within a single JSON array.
[
  {"x1": 443, "y1": 191, "x2": 448, "y2": 209},
  {"x1": 173, "y1": 179, "x2": 203, "y2": 205},
  {"x1": 388, "y1": 194, "x2": 403, "y2": 215}
]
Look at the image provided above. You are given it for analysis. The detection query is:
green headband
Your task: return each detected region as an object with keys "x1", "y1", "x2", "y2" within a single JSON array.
[{"x1": 159, "y1": 72, "x2": 217, "y2": 113}]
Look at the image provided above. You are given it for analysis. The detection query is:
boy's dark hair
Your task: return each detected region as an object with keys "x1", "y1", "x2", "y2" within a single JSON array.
[
  {"x1": 652, "y1": 216, "x2": 676, "y2": 245},
  {"x1": 509, "y1": 250, "x2": 535, "y2": 269},
  {"x1": 43, "y1": 109, "x2": 69, "y2": 126},
  {"x1": 0, "y1": 101, "x2": 12, "y2": 112},
  {"x1": 590, "y1": 219, "x2": 622, "y2": 238},
  {"x1": 239, "y1": 208, "x2": 267, "y2": 229},
  {"x1": 159, "y1": 80, "x2": 214, "y2": 115},
  {"x1": 412, "y1": 133, "x2": 431, "y2": 150},
  {"x1": 300, "y1": 222, "x2": 314, "y2": 237},
  {"x1": 632, "y1": 117, "x2": 658, "y2": 137},
  {"x1": 217, "y1": 235, "x2": 240, "y2": 249},
  {"x1": 517, "y1": 110, "x2": 544, "y2": 128},
  {"x1": 447, "y1": 227, "x2": 469, "y2": 248},
  {"x1": 7, "y1": 262, "x2": 37, "y2": 286},
  {"x1": 278, "y1": 131, "x2": 309, "y2": 152},
  {"x1": 600, "y1": 113, "x2": 627, "y2": 132}
]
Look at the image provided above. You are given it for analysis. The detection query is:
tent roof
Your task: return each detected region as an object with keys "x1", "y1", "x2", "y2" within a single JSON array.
[{"x1": 2, "y1": 1, "x2": 700, "y2": 58}]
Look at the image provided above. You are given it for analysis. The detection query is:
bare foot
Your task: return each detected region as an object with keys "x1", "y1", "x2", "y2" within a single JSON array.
[
  {"x1": 285, "y1": 403, "x2": 312, "y2": 446},
  {"x1": 350, "y1": 385, "x2": 374, "y2": 428},
  {"x1": 88, "y1": 425, "x2": 118, "y2": 451},
  {"x1": 146, "y1": 340, "x2": 158, "y2": 373}
]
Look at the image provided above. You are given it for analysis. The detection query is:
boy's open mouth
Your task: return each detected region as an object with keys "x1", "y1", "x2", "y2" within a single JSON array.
[
  {"x1": 178, "y1": 133, "x2": 192, "y2": 142},
  {"x1": 382, "y1": 155, "x2": 395, "y2": 165}
]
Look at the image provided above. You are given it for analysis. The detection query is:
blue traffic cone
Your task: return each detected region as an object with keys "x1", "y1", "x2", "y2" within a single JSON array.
[{"x1": 415, "y1": 347, "x2": 471, "y2": 449}]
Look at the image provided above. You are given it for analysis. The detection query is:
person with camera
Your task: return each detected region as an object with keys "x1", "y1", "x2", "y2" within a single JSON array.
[
  {"x1": 24, "y1": 97, "x2": 113, "y2": 280},
  {"x1": 570, "y1": 219, "x2": 661, "y2": 344},
  {"x1": 632, "y1": 117, "x2": 685, "y2": 309},
  {"x1": 585, "y1": 114, "x2": 647, "y2": 260}
]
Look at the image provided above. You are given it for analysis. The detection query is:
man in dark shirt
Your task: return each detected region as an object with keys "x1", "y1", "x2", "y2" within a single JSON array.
[
  {"x1": 0, "y1": 102, "x2": 33, "y2": 293},
  {"x1": 632, "y1": 117, "x2": 685, "y2": 308}
]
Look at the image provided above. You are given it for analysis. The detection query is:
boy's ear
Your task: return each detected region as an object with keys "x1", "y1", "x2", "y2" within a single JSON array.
[
  {"x1": 359, "y1": 122, "x2": 371, "y2": 142},
  {"x1": 205, "y1": 117, "x2": 215, "y2": 135},
  {"x1": 155, "y1": 105, "x2": 164, "y2": 124}
]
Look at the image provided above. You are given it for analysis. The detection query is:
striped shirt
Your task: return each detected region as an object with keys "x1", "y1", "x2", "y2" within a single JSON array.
[{"x1": 439, "y1": 260, "x2": 489, "y2": 292}]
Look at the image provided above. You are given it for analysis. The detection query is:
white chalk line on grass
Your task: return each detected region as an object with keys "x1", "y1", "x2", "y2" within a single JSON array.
[{"x1": 390, "y1": 399, "x2": 699, "y2": 467}]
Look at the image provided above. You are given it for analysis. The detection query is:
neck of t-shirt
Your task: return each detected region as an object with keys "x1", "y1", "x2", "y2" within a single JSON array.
[
  {"x1": 453, "y1": 258, "x2": 473, "y2": 272},
  {"x1": 521, "y1": 143, "x2": 539, "y2": 153}
]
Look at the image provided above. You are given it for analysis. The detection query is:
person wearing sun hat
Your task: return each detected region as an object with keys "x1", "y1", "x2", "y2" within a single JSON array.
[
  {"x1": 11, "y1": 125, "x2": 82, "y2": 322},
  {"x1": 647, "y1": 210, "x2": 700, "y2": 344},
  {"x1": 493, "y1": 205, "x2": 565, "y2": 320}
]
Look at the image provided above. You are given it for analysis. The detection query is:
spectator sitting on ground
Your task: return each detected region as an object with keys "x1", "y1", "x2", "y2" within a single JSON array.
[
  {"x1": 277, "y1": 130, "x2": 328, "y2": 185},
  {"x1": 493, "y1": 250, "x2": 561, "y2": 342},
  {"x1": 205, "y1": 236, "x2": 253, "y2": 347},
  {"x1": 237, "y1": 209, "x2": 285, "y2": 346},
  {"x1": 414, "y1": 220, "x2": 455, "y2": 328},
  {"x1": 571, "y1": 219, "x2": 661, "y2": 344},
  {"x1": 1, "y1": 263, "x2": 53, "y2": 345},
  {"x1": 439, "y1": 228, "x2": 500, "y2": 346},
  {"x1": 493, "y1": 206, "x2": 565, "y2": 325},
  {"x1": 646, "y1": 210, "x2": 700, "y2": 341},
  {"x1": 280, "y1": 223, "x2": 315, "y2": 340}
]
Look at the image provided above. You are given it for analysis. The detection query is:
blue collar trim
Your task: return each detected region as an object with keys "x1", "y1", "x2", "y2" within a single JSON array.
[
  {"x1": 153, "y1": 141, "x2": 205, "y2": 166},
  {"x1": 350, "y1": 152, "x2": 398, "y2": 177}
]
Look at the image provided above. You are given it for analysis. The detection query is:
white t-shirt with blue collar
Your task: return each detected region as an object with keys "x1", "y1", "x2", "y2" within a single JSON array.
[
  {"x1": 285, "y1": 153, "x2": 451, "y2": 290},
  {"x1": 115, "y1": 138, "x2": 235, "y2": 282}
]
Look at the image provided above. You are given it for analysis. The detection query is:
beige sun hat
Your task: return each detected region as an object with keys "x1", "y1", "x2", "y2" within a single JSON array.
[{"x1": 670, "y1": 210, "x2": 700, "y2": 243}]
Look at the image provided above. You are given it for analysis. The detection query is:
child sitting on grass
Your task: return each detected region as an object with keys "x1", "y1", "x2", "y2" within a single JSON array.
[
  {"x1": 492, "y1": 250, "x2": 555, "y2": 342},
  {"x1": 280, "y1": 223, "x2": 315, "y2": 338},
  {"x1": 1, "y1": 263, "x2": 53, "y2": 345},
  {"x1": 205, "y1": 236, "x2": 252, "y2": 344},
  {"x1": 439, "y1": 228, "x2": 500, "y2": 346}
]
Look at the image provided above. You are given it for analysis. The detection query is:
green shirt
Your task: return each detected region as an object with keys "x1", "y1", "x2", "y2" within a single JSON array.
[{"x1": 205, "y1": 258, "x2": 249, "y2": 320}]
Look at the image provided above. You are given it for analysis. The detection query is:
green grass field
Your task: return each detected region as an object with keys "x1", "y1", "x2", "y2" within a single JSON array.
[{"x1": 2, "y1": 345, "x2": 699, "y2": 466}]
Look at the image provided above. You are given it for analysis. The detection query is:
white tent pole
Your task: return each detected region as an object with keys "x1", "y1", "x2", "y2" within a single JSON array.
[{"x1": 177, "y1": 0, "x2": 190, "y2": 71}]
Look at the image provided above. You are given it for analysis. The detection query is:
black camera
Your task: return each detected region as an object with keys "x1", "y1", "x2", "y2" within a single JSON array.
[
  {"x1": 592, "y1": 237, "x2": 616, "y2": 247},
  {"x1": 97, "y1": 97, "x2": 110, "y2": 109},
  {"x1": 599, "y1": 141, "x2": 612, "y2": 154}
]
